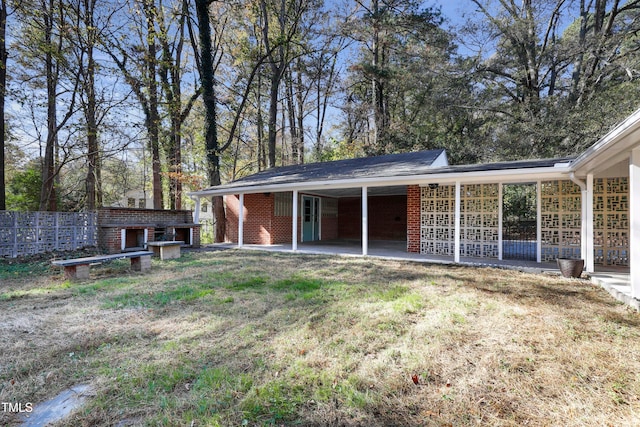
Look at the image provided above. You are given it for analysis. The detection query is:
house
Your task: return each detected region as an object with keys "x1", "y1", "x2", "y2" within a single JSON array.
[{"x1": 189, "y1": 107, "x2": 640, "y2": 303}]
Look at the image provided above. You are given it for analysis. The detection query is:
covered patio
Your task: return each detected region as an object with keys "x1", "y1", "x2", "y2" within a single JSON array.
[{"x1": 190, "y1": 108, "x2": 640, "y2": 311}]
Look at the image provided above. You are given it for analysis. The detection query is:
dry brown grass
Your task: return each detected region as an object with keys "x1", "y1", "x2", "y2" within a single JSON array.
[{"x1": 1, "y1": 249, "x2": 639, "y2": 426}]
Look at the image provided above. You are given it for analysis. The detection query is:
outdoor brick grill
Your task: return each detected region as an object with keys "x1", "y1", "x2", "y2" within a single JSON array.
[{"x1": 97, "y1": 207, "x2": 200, "y2": 253}]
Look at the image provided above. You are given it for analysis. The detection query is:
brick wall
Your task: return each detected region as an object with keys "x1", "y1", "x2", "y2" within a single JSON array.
[
  {"x1": 321, "y1": 215, "x2": 338, "y2": 240},
  {"x1": 407, "y1": 185, "x2": 421, "y2": 253},
  {"x1": 338, "y1": 195, "x2": 407, "y2": 240},
  {"x1": 97, "y1": 207, "x2": 200, "y2": 253},
  {"x1": 98, "y1": 207, "x2": 193, "y2": 225},
  {"x1": 226, "y1": 193, "x2": 274, "y2": 244}
]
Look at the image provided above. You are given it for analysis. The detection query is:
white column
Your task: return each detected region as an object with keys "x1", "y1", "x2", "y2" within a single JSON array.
[
  {"x1": 362, "y1": 186, "x2": 368, "y2": 256},
  {"x1": 580, "y1": 187, "x2": 588, "y2": 263},
  {"x1": 120, "y1": 229, "x2": 126, "y2": 251},
  {"x1": 498, "y1": 183, "x2": 503, "y2": 260},
  {"x1": 292, "y1": 190, "x2": 298, "y2": 251},
  {"x1": 454, "y1": 181, "x2": 461, "y2": 263},
  {"x1": 536, "y1": 180, "x2": 542, "y2": 263},
  {"x1": 586, "y1": 174, "x2": 595, "y2": 272},
  {"x1": 238, "y1": 194, "x2": 244, "y2": 247},
  {"x1": 630, "y1": 148, "x2": 640, "y2": 298},
  {"x1": 193, "y1": 196, "x2": 201, "y2": 224}
]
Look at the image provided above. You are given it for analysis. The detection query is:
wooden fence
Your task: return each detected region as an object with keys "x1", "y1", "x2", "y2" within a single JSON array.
[{"x1": 0, "y1": 211, "x2": 97, "y2": 258}]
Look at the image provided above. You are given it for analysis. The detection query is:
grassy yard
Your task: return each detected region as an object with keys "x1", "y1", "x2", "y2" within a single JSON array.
[{"x1": 1, "y1": 249, "x2": 639, "y2": 426}]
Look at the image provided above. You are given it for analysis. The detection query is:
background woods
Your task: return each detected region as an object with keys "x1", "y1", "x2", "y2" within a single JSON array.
[{"x1": 2, "y1": 0, "x2": 639, "y2": 240}]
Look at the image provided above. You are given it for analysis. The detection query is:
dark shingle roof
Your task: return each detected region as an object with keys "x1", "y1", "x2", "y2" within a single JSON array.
[
  {"x1": 210, "y1": 150, "x2": 447, "y2": 190},
  {"x1": 196, "y1": 150, "x2": 574, "y2": 194}
]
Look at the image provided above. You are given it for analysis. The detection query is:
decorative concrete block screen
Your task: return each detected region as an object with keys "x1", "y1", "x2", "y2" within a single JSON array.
[
  {"x1": 420, "y1": 185, "x2": 455, "y2": 255},
  {"x1": 540, "y1": 180, "x2": 582, "y2": 262},
  {"x1": 460, "y1": 184, "x2": 499, "y2": 258},
  {"x1": 594, "y1": 177, "x2": 629, "y2": 266},
  {"x1": 0, "y1": 211, "x2": 97, "y2": 258}
]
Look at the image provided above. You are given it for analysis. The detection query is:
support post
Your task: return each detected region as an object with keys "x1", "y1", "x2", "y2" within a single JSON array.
[
  {"x1": 454, "y1": 181, "x2": 461, "y2": 263},
  {"x1": 238, "y1": 194, "x2": 244, "y2": 247},
  {"x1": 537, "y1": 181, "x2": 542, "y2": 263},
  {"x1": 362, "y1": 186, "x2": 368, "y2": 255},
  {"x1": 498, "y1": 183, "x2": 503, "y2": 260},
  {"x1": 193, "y1": 196, "x2": 201, "y2": 224},
  {"x1": 630, "y1": 149, "x2": 640, "y2": 298},
  {"x1": 586, "y1": 174, "x2": 595, "y2": 273},
  {"x1": 292, "y1": 190, "x2": 298, "y2": 251}
]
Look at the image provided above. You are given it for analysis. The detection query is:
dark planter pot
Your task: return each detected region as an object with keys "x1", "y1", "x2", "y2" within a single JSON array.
[{"x1": 557, "y1": 258, "x2": 585, "y2": 278}]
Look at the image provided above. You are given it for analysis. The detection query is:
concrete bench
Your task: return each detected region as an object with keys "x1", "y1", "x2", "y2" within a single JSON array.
[
  {"x1": 51, "y1": 251, "x2": 154, "y2": 280},
  {"x1": 146, "y1": 241, "x2": 184, "y2": 260}
]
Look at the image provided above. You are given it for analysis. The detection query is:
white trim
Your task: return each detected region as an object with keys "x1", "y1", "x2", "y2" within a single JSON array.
[
  {"x1": 454, "y1": 181, "x2": 461, "y2": 263},
  {"x1": 536, "y1": 181, "x2": 542, "y2": 263},
  {"x1": 630, "y1": 148, "x2": 640, "y2": 298},
  {"x1": 189, "y1": 166, "x2": 572, "y2": 198},
  {"x1": 120, "y1": 229, "x2": 126, "y2": 251},
  {"x1": 586, "y1": 174, "x2": 595, "y2": 272},
  {"x1": 143, "y1": 229, "x2": 148, "y2": 248},
  {"x1": 498, "y1": 183, "x2": 503, "y2": 260},
  {"x1": 292, "y1": 190, "x2": 298, "y2": 251},
  {"x1": 238, "y1": 194, "x2": 244, "y2": 247},
  {"x1": 362, "y1": 186, "x2": 368, "y2": 256}
]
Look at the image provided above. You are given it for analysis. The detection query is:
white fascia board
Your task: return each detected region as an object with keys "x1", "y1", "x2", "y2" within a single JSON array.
[
  {"x1": 187, "y1": 166, "x2": 572, "y2": 197},
  {"x1": 571, "y1": 107, "x2": 640, "y2": 175}
]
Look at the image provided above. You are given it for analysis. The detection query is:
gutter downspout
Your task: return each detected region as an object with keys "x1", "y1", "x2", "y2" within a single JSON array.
[{"x1": 570, "y1": 173, "x2": 591, "y2": 272}]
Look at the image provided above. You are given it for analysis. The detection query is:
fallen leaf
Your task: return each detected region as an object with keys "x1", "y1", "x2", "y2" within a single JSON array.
[{"x1": 411, "y1": 374, "x2": 419, "y2": 385}]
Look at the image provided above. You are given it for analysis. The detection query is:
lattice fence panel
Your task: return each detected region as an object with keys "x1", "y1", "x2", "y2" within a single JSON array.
[
  {"x1": 594, "y1": 177, "x2": 629, "y2": 266},
  {"x1": 460, "y1": 184, "x2": 499, "y2": 258},
  {"x1": 420, "y1": 185, "x2": 455, "y2": 255},
  {"x1": 540, "y1": 180, "x2": 582, "y2": 262},
  {"x1": 0, "y1": 211, "x2": 97, "y2": 258}
]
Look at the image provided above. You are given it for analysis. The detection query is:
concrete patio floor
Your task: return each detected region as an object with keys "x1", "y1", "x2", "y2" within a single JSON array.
[{"x1": 204, "y1": 239, "x2": 638, "y2": 311}]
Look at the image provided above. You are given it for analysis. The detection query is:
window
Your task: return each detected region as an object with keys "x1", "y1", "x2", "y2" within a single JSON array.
[
  {"x1": 201, "y1": 202, "x2": 208, "y2": 212},
  {"x1": 127, "y1": 197, "x2": 135, "y2": 208},
  {"x1": 138, "y1": 199, "x2": 145, "y2": 209}
]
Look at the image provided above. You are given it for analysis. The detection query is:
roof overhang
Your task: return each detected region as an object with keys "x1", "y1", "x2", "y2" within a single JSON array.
[
  {"x1": 571, "y1": 107, "x2": 640, "y2": 177},
  {"x1": 189, "y1": 164, "x2": 573, "y2": 198}
]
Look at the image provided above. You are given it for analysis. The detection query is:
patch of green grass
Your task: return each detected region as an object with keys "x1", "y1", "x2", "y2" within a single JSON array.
[
  {"x1": 391, "y1": 292, "x2": 424, "y2": 314},
  {"x1": 242, "y1": 380, "x2": 306, "y2": 424},
  {"x1": 375, "y1": 284, "x2": 410, "y2": 301},
  {"x1": 226, "y1": 276, "x2": 268, "y2": 291},
  {"x1": 0, "y1": 260, "x2": 50, "y2": 279},
  {"x1": 0, "y1": 280, "x2": 73, "y2": 300},
  {"x1": 102, "y1": 282, "x2": 217, "y2": 309}
]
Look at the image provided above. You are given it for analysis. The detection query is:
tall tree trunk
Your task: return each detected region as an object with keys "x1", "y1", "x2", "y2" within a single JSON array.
[
  {"x1": 40, "y1": 0, "x2": 58, "y2": 211},
  {"x1": 143, "y1": 0, "x2": 162, "y2": 210},
  {"x1": 84, "y1": 0, "x2": 100, "y2": 211},
  {"x1": 195, "y1": 0, "x2": 225, "y2": 242},
  {"x1": 0, "y1": 0, "x2": 6, "y2": 210}
]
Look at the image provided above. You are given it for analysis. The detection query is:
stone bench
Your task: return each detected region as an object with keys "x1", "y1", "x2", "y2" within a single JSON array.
[
  {"x1": 51, "y1": 251, "x2": 154, "y2": 280},
  {"x1": 146, "y1": 241, "x2": 184, "y2": 260}
]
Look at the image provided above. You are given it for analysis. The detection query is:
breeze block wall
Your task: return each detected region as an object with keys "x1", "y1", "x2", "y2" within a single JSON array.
[
  {"x1": 407, "y1": 185, "x2": 421, "y2": 253},
  {"x1": 97, "y1": 207, "x2": 200, "y2": 253}
]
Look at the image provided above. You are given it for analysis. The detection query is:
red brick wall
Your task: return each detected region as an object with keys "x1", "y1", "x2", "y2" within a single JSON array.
[
  {"x1": 338, "y1": 195, "x2": 407, "y2": 240},
  {"x1": 407, "y1": 185, "x2": 421, "y2": 253},
  {"x1": 98, "y1": 207, "x2": 193, "y2": 225},
  {"x1": 97, "y1": 208, "x2": 200, "y2": 253},
  {"x1": 226, "y1": 193, "x2": 274, "y2": 244},
  {"x1": 321, "y1": 215, "x2": 338, "y2": 240},
  {"x1": 338, "y1": 198, "x2": 361, "y2": 239}
]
